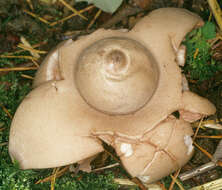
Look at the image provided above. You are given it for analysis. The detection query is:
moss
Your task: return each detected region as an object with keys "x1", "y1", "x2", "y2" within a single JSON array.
[
  {"x1": 183, "y1": 21, "x2": 222, "y2": 81},
  {"x1": 0, "y1": 77, "x2": 118, "y2": 189}
]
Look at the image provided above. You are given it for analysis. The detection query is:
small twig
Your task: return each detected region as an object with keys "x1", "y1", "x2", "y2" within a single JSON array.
[
  {"x1": 31, "y1": 59, "x2": 40, "y2": 68},
  {"x1": 23, "y1": 9, "x2": 51, "y2": 25},
  {"x1": 58, "y1": 0, "x2": 87, "y2": 20},
  {"x1": 193, "y1": 142, "x2": 213, "y2": 160},
  {"x1": 208, "y1": 11, "x2": 213, "y2": 22},
  {"x1": 156, "y1": 181, "x2": 167, "y2": 190},
  {"x1": 217, "y1": 160, "x2": 222, "y2": 167},
  {"x1": 179, "y1": 162, "x2": 217, "y2": 181},
  {"x1": 193, "y1": 119, "x2": 222, "y2": 130},
  {"x1": 0, "y1": 55, "x2": 37, "y2": 60},
  {"x1": 131, "y1": 177, "x2": 150, "y2": 190},
  {"x1": 193, "y1": 48, "x2": 199, "y2": 59},
  {"x1": 114, "y1": 178, "x2": 162, "y2": 189},
  {"x1": 169, "y1": 168, "x2": 181, "y2": 190},
  {"x1": 196, "y1": 135, "x2": 222, "y2": 139},
  {"x1": 208, "y1": 0, "x2": 222, "y2": 31},
  {"x1": 180, "y1": 142, "x2": 222, "y2": 180},
  {"x1": 104, "y1": 149, "x2": 120, "y2": 163},
  {"x1": 21, "y1": 74, "x2": 34, "y2": 80},
  {"x1": 87, "y1": 9, "x2": 102, "y2": 29},
  {"x1": 210, "y1": 35, "x2": 222, "y2": 46},
  {"x1": 50, "y1": 5, "x2": 94, "y2": 26},
  {"x1": 0, "y1": 142, "x2": 8, "y2": 146},
  {"x1": 26, "y1": 0, "x2": 33, "y2": 10},
  {"x1": 20, "y1": 36, "x2": 42, "y2": 59},
  {"x1": 7, "y1": 41, "x2": 47, "y2": 55},
  {"x1": 51, "y1": 167, "x2": 59, "y2": 190},
  {"x1": 35, "y1": 166, "x2": 69, "y2": 184},
  {"x1": 92, "y1": 163, "x2": 120, "y2": 172},
  {"x1": 0, "y1": 67, "x2": 38, "y2": 72},
  {"x1": 17, "y1": 44, "x2": 47, "y2": 54},
  {"x1": 170, "y1": 174, "x2": 185, "y2": 190},
  {"x1": 0, "y1": 104, "x2": 13, "y2": 119},
  {"x1": 193, "y1": 116, "x2": 204, "y2": 141}
]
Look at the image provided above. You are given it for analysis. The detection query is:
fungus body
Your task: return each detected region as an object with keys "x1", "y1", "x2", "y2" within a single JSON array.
[
  {"x1": 75, "y1": 37, "x2": 159, "y2": 115},
  {"x1": 9, "y1": 8, "x2": 216, "y2": 184}
]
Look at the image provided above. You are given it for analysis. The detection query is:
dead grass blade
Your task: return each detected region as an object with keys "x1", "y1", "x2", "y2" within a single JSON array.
[
  {"x1": 50, "y1": 167, "x2": 60, "y2": 190},
  {"x1": 0, "y1": 142, "x2": 8, "y2": 146},
  {"x1": 21, "y1": 74, "x2": 34, "y2": 80},
  {"x1": 92, "y1": 163, "x2": 120, "y2": 172},
  {"x1": 20, "y1": 36, "x2": 41, "y2": 59},
  {"x1": 103, "y1": 149, "x2": 120, "y2": 163},
  {"x1": 193, "y1": 142, "x2": 213, "y2": 160},
  {"x1": 131, "y1": 177, "x2": 147, "y2": 190},
  {"x1": 193, "y1": 117, "x2": 204, "y2": 141},
  {"x1": 0, "y1": 67, "x2": 38, "y2": 72},
  {"x1": 35, "y1": 166, "x2": 69, "y2": 184},
  {"x1": 0, "y1": 55, "x2": 37, "y2": 60},
  {"x1": 196, "y1": 135, "x2": 222, "y2": 139},
  {"x1": 18, "y1": 44, "x2": 47, "y2": 55},
  {"x1": 26, "y1": 0, "x2": 33, "y2": 10},
  {"x1": 194, "y1": 142, "x2": 222, "y2": 168},
  {"x1": 17, "y1": 44, "x2": 43, "y2": 60},
  {"x1": 208, "y1": 0, "x2": 222, "y2": 31},
  {"x1": 7, "y1": 41, "x2": 47, "y2": 56},
  {"x1": 23, "y1": 9, "x2": 51, "y2": 25},
  {"x1": 31, "y1": 59, "x2": 40, "y2": 67},
  {"x1": 170, "y1": 174, "x2": 185, "y2": 190},
  {"x1": 50, "y1": 5, "x2": 94, "y2": 26},
  {"x1": 0, "y1": 104, "x2": 13, "y2": 119},
  {"x1": 200, "y1": 119, "x2": 222, "y2": 130},
  {"x1": 114, "y1": 178, "x2": 162, "y2": 190},
  {"x1": 208, "y1": 11, "x2": 213, "y2": 21},
  {"x1": 169, "y1": 168, "x2": 181, "y2": 190},
  {"x1": 193, "y1": 48, "x2": 199, "y2": 59},
  {"x1": 87, "y1": 9, "x2": 102, "y2": 29},
  {"x1": 156, "y1": 181, "x2": 167, "y2": 190},
  {"x1": 58, "y1": 0, "x2": 87, "y2": 20}
]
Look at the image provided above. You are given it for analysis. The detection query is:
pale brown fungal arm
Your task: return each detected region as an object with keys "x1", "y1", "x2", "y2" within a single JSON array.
[
  {"x1": 33, "y1": 40, "x2": 72, "y2": 88},
  {"x1": 179, "y1": 91, "x2": 216, "y2": 122}
]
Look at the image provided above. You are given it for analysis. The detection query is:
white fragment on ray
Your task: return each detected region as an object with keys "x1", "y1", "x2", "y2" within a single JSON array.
[
  {"x1": 51, "y1": 81, "x2": 58, "y2": 90},
  {"x1": 120, "y1": 143, "x2": 133, "y2": 157},
  {"x1": 184, "y1": 135, "x2": 194, "y2": 155},
  {"x1": 137, "y1": 175, "x2": 150, "y2": 183},
  {"x1": 176, "y1": 45, "x2": 186, "y2": 66},
  {"x1": 182, "y1": 74, "x2": 189, "y2": 91},
  {"x1": 46, "y1": 51, "x2": 59, "y2": 81}
]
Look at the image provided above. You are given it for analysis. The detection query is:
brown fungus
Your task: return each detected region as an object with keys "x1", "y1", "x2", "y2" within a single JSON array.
[{"x1": 9, "y1": 8, "x2": 216, "y2": 183}]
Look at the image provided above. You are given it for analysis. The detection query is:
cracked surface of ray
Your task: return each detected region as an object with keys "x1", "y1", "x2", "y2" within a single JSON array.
[{"x1": 93, "y1": 116, "x2": 189, "y2": 182}]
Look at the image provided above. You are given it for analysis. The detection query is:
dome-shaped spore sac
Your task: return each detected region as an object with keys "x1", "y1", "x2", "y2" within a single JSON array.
[{"x1": 75, "y1": 37, "x2": 159, "y2": 115}]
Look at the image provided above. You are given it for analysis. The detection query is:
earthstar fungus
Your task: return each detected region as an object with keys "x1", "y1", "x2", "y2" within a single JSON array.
[{"x1": 9, "y1": 8, "x2": 216, "y2": 183}]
